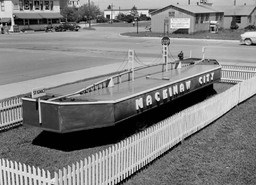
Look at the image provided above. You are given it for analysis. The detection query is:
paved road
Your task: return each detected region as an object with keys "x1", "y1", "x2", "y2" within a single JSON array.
[{"x1": 0, "y1": 26, "x2": 255, "y2": 87}]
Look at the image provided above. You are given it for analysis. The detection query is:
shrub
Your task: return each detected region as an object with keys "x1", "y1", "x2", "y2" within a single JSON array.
[{"x1": 244, "y1": 25, "x2": 256, "y2": 31}]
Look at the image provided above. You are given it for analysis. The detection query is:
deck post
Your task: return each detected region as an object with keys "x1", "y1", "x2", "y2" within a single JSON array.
[{"x1": 128, "y1": 50, "x2": 135, "y2": 81}]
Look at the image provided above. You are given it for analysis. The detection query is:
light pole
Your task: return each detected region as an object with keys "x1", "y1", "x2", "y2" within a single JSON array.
[{"x1": 88, "y1": 0, "x2": 91, "y2": 28}]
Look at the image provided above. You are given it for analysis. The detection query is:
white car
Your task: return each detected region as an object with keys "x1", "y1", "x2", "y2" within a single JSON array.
[{"x1": 240, "y1": 31, "x2": 256, "y2": 45}]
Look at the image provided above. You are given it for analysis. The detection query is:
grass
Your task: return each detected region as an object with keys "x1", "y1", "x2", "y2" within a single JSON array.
[
  {"x1": 94, "y1": 21, "x2": 245, "y2": 41},
  {"x1": 121, "y1": 91, "x2": 256, "y2": 185},
  {"x1": 122, "y1": 29, "x2": 244, "y2": 41}
]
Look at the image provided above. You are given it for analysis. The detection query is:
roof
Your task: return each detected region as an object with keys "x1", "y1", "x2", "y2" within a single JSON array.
[
  {"x1": 14, "y1": 13, "x2": 63, "y2": 19},
  {"x1": 104, "y1": 8, "x2": 149, "y2": 11},
  {"x1": 151, "y1": 4, "x2": 223, "y2": 16},
  {"x1": 14, "y1": 13, "x2": 42, "y2": 19},
  {"x1": 213, "y1": 5, "x2": 256, "y2": 16},
  {"x1": 0, "y1": 18, "x2": 11, "y2": 23},
  {"x1": 39, "y1": 13, "x2": 63, "y2": 19}
]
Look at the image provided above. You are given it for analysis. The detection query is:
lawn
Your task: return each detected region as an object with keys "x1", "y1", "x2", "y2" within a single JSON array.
[
  {"x1": 94, "y1": 21, "x2": 245, "y2": 41},
  {"x1": 121, "y1": 91, "x2": 256, "y2": 185},
  {"x1": 122, "y1": 29, "x2": 244, "y2": 40}
]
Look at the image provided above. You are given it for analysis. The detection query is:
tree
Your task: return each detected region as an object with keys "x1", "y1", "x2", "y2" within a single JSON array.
[
  {"x1": 61, "y1": 7, "x2": 79, "y2": 22},
  {"x1": 107, "y1": 5, "x2": 112, "y2": 10},
  {"x1": 130, "y1": 5, "x2": 138, "y2": 17},
  {"x1": 78, "y1": 2, "x2": 101, "y2": 22}
]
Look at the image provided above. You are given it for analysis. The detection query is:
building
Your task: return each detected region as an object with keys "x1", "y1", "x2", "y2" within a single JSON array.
[
  {"x1": 150, "y1": 3, "x2": 224, "y2": 34},
  {"x1": 0, "y1": 0, "x2": 63, "y2": 32},
  {"x1": 67, "y1": 0, "x2": 81, "y2": 8},
  {"x1": 214, "y1": 5, "x2": 256, "y2": 29},
  {"x1": 104, "y1": 8, "x2": 152, "y2": 20}
]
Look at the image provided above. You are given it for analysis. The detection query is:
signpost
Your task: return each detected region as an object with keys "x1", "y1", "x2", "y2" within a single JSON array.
[
  {"x1": 31, "y1": 87, "x2": 46, "y2": 124},
  {"x1": 161, "y1": 36, "x2": 170, "y2": 72}
]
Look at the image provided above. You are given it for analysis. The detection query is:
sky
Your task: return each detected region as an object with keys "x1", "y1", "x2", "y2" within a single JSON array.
[{"x1": 81, "y1": 0, "x2": 256, "y2": 11}]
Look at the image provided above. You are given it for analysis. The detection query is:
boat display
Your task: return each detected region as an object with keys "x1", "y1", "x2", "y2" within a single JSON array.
[{"x1": 22, "y1": 44, "x2": 222, "y2": 133}]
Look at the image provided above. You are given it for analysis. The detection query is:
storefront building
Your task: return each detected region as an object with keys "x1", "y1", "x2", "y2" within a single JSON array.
[
  {"x1": 104, "y1": 8, "x2": 151, "y2": 20},
  {"x1": 0, "y1": 0, "x2": 62, "y2": 32}
]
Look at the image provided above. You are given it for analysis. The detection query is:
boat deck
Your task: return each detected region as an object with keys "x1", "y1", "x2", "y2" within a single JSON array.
[{"x1": 67, "y1": 64, "x2": 220, "y2": 102}]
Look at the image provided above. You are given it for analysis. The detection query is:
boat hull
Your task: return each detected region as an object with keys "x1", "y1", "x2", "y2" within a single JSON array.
[{"x1": 23, "y1": 66, "x2": 221, "y2": 133}]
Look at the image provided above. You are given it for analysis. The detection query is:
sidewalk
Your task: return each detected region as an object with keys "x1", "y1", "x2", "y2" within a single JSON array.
[
  {"x1": 0, "y1": 63, "x2": 123, "y2": 100},
  {"x1": 1, "y1": 59, "x2": 253, "y2": 100}
]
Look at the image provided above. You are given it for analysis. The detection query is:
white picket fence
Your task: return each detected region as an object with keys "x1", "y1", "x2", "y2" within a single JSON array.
[
  {"x1": 0, "y1": 97, "x2": 23, "y2": 131},
  {"x1": 1, "y1": 65, "x2": 256, "y2": 185},
  {"x1": 0, "y1": 159, "x2": 53, "y2": 185},
  {"x1": 52, "y1": 82, "x2": 241, "y2": 185}
]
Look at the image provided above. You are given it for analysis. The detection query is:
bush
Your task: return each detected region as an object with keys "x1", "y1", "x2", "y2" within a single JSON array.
[
  {"x1": 20, "y1": 28, "x2": 34, "y2": 32},
  {"x1": 244, "y1": 25, "x2": 256, "y2": 31}
]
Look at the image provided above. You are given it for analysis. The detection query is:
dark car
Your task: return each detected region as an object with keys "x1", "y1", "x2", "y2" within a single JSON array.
[
  {"x1": 55, "y1": 22, "x2": 80, "y2": 32},
  {"x1": 45, "y1": 25, "x2": 54, "y2": 32}
]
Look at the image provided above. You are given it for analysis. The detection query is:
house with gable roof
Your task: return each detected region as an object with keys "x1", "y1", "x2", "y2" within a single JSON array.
[
  {"x1": 150, "y1": 3, "x2": 224, "y2": 34},
  {"x1": 214, "y1": 5, "x2": 256, "y2": 29}
]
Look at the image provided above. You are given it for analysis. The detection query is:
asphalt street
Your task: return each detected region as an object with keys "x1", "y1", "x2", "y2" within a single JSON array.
[{"x1": 0, "y1": 26, "x2": 255, "y2": 99}]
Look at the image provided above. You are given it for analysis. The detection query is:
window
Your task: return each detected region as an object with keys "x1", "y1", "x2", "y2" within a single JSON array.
[
  {"x1": 30, "y1": 19, "x2": 38, "y2": 24},
  {"x1": 235, "y1": 16, "x2": 241, "y2": 23},
  {"x1": 45, "y1": 1, "x2": 49, "y2": 10},
  {"x1": 40, "y1": 0, "x2": 43, "y2": 10},
  {"x1": 215, "y1": 13, "x2": 219, "y2": 21},
  {"x1": 24, "y1": 19, "x2": 29, "y2": 25},
  {"x1": 219, "y1": 14, "x2": 223, "y2": 21},
  {"x1": 19, "y1": 0, "x2": 24, "y2": 10},
  {"x1": 34, "y1": 1, "x2": 39, "y2": 10},
  {"x1": 195, "y1": 14, "x2": 199, "y2": 24},
  {"x1": 13, "y1": 3, "x2": 19, "y2": 10},
  {"x1": 169, "y1": 11, "x2": 175, "y2": 17},
  {"x1": 200, "y1": 14, "x2": 204, "y2": 24},
  {"x1": 52, "y1": 19, "x2": 60, "y2": 24},
  {"x1": 248, "y1": 15, "x2": 252, "y2": 23},
  {"x1": 29, "y1": 0, "x2": 33, "y2": 10},
  {"x1": 24, "y1": 0, "x2": 29, "y2": 10},
  {"x1": 0, "y1": 0, "x2": 5, "y2": 12},
  {"x1": 205, "y1": 14, "x2": 209, "y2": 21},
  {"x1": 50, "y1": 0, "x2": 53, "y2": 10}
]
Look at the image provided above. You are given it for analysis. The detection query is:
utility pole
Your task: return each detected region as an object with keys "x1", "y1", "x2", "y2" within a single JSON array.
[{"x1": 88, "y1": 0, "x2": 91, "y2": 28}]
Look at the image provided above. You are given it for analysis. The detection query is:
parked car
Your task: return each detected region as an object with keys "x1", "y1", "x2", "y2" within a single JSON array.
[
  {"x1": 45, "y1": 25, "x2": 54, "y2": 32},
  {"x1": 55, "y1": 22, "x2": 80, "y2": 32},
  {"x1": 240, "y1": 31, "x2": 256, "y2": 45}
]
